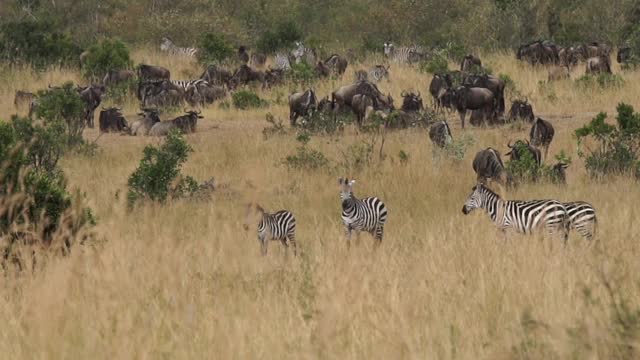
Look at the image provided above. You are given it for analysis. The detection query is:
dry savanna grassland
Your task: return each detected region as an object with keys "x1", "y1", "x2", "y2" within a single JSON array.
[{"x1": 1, "y1": 48, "x2": 640, "y2": 359}]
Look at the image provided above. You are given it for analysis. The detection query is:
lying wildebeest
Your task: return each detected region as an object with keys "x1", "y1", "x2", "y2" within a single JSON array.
[
  {"x1": 331, "y1": 80, "x2": 392, "y2": 113},
  {"x1": 400, "y1": 91, "x2": 423, "y2": 112},
  {"x1": 137, "y1": 64, "x2": 170, "y2": 81},
  {"x1": 138, "y1": 80, "x2": 184, "y2": 108},
  {"x1": 264, "y1": 68, "x2": 285, "y2": 88},
  {"x1": 14, "y1": 90, "x2": 34, "y2": 111},
  {"x1": 228, "y1": 65, "x2": 265, "y2": 89},
  {"x1": 548, "y1": 65, "x2": 571, "y2": 81},
  {"x1": 77, "y1": 84, "x2": 105, "y2": 128},
  {"x1": 529, "y1": 117, "x2": 555, "y2": 160},
  {"x1": 429, "y1": 73, "x2": 453, "y2": 110},
  {"x1": 289, "y1": 89, "x2": 318, "y2": 126},
  {"x1": 429, "y1": 120, "x2": 452, "y2": 148},
  {"x1": 238, "y1": 46, "x2": 250, "y2": 64},
  {"x1": 250, "y1": 53, "x2": 267, "y2": 68},
  {"x1": 149, "y1": 110, "x2": 202, "y2": 136},
  {"x1": 324, "y1": 54, "x2": 348, "y2": 75},
  {"x1": 103, "y1": 69, "x2": 136, "y2": 87},
  {"x1": 186, "y1": 82, "x2": 226, "y2": 107},
  {"x1": 460, "y1": 54, "x2": 482, "y2": 72},
  {"x1": 448, "y1": 86, "x2": 496, "y2": 128},
  {"x1": 130, "y1": 108, "x2": 161, "y2": 136},
  {"x1": 586, "y1": 55, "x2": 612, "y2": 75},
  {"x1": 506, "y1": 139, "x2": 542, "y2": 167},
  {"x1": 507, "y1": 99, "x2": 535, "y2": 123},
  {"x1": 315, "y1": 61, "x2": 331, "y2": 78},
  {"x1": 473, "y1": 148, "x2": 510, "y2": 187},
  {"x1": 200, "y1": 65, "x2": 233, "y2": 86},
  {"x1": 98, "y1": 107, "x2": 128, "y2": 133},
  {"x1": 462, "y1": 74, "x2": 505, "y2": 115},
  {"x1": 550, "y1": 162, "x2": 569, "y2": 185}
]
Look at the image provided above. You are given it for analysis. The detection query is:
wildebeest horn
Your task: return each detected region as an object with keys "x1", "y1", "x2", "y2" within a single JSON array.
[
  {"x1": 525, "y1": 139, "x2": 530, "y2": 145},
  {"x1": 401, "y1": 91, "x2": 407, "y2": 97},
  {"x1": 507, "y1": 141, "x2": 513, "y2": 148}
]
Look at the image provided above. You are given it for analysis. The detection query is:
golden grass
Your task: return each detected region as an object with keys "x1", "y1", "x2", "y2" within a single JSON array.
[{"x1": 1, "y1": 51, "x2": 640, "y2": 359}]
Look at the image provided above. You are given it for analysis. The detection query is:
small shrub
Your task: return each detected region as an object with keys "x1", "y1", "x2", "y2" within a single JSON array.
[
  {"x1": 81, "y1": 38, "x2": 132, "y2": 82},
  {"x1": 288, "y1": 62, "x2": 317, "y2": 85},
  {"x1": 298, "y1": 110, "x2": 350, "y2": 135},
  {"x1": 127, "y1": 131, "x2": 199, "y2": 207},
  {"x1": 34, "y1": 82, "x2": 87, "y2": 148},
  {"x1": 263, "y1": 113, "x2": 287, "y2": 139},
  {"x1": 282, "y1": 132, "x2": 330, "y2": 171},
  {"x1": 575, "y1": 73, "x2": 625, "y2": 90},
  {"x1": 505, "y1": 142, "x2": 541, "y2": 182},
  {"x1": 104, "y1": 78, "x2": 137, "y2": 106},
  {"x1": 256, "y1": 21, "x2": 302, "y2": 54},
  {"x1": 197, "y1": 32, "x2": 234, "y2": 64},
  {"x1": 398, "y1": 150, "x2": 410, "y2": 165},
  {"x1": 232, "y1": 90, "x2": 268, "y2": 110},
  {"x1": 443, "y1": 42, "x2": 468, "y2": 63},
  {"x1": 442, "y1": 133, "x2": 475, "y2": 161},
  {"x1": 419, "y1": 52, "x2": 449, "y2": 74},
  {"x1": 339, "y1": 142, "x2": 374, "y2": 173},
  {"x1": 537, "y1": 80, "x2": 558, "y2": 103}
]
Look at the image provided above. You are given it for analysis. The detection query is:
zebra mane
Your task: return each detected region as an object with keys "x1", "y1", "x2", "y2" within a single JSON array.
[{"x1": 476, "y1": 183, "x2": 502, "y2": 200}]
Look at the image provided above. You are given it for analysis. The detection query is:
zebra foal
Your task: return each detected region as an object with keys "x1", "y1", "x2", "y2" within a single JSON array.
[
  {"x1": 244, "y1": 203, "x2": 297, "y2": 256},
  {"x1": 462, "y1": 184, "x2": 569, "y2": 241},
  {"x1": 339, "y1": 178, "x2": 388, "y2": 247}
]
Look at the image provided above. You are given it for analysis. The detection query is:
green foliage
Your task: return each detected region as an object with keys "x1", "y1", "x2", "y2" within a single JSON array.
[
  {"x1": 34, "y1": 82, "x2": 87, "y2": 148},
  {"x1": 127, "y1": 131, "x2": 199, "y2": 207},
  {"x1": 298, "y1": 110, "x2": 350, "y2": 135},
  {"x1": 420, "y1": 52, "x2": 449, "y2": 74},
  {"x1": 288, "y1": 62, "x2": 317, "y2": 85},
  {"x1": 339, "y1": 142, "x2": 374, "y2": 173},
  {"x1": 0, "y1": 19, "x2": 81, "y2": 68},
  {"x1": 442, "y1": 134, "x2": 475, "y2": 161},
  {"x1": 575, "y1": 73, "x2": 625, "y2": 90},
  {"x1": 232, "y1": 90, "x2": 268, "y2": 110},
  {"x1": 104, "y1": 78, "x2": 137, "y2": 106},
  {"x1": 197, "y1": 32, "x2": 234, "y2": 64},
  {"x1": 256, "y1": 20, "x2": 302, "y2": 54},
  {"x1": 505, "y1": 142, "x2": 541, "y2": 182},
  {"x1": 575, "y1": 104, "x2": 640, "y2": 179},
  {"x1": 443, "y1": 42, "x2": 468, "y2": 63},
  {"x1": 398, "y1": 150, "x2": 410, "y2": 165},
  {"x1": 81, "y1": 38, "x2": 132, "y2": 81},
  {"x1": 282, "y1": 132, "x2": 330, "y2": 171}
]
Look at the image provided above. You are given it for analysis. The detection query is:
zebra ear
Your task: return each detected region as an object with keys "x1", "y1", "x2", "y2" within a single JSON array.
[
  {"x1": 349, "y1": 180, "x2": 356, "y2": 186},
  {"x1": 338, "y1": 177, "x2": 343, "y2": 185}
]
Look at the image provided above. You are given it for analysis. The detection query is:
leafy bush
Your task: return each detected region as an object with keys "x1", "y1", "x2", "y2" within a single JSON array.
[
  {"x1": 257, "y1": 21, "x2": 302, "y2": 54},
  {"x1": 443, "y1": 42, "x2": 468, "y2": 63},
  {"x1": 263, "y1": 113, "x2": 287, "y2": 139},
  {"x1": 104, "y1": 78, "x2": 137, "y2": 106},
  {"x1": 575, "y1": 73, "x2": 625, "y2": 90},
  {"x1": 505, "y1": 142, "x2": 541, "y2": 183},
  {"x1": 34, "y1": 82, "x2": 87, "y2": 148},
  {"x1": 81, "y1": 38, "x2": 132, "y2": 82},
  {"x1": 127, "y1": 131, "x2": 199, "y2": 207},
  {"x1": 419, "y1": 52, "x2": 449, "y2": 74},
  {"x1": 288, "y1": 62, "x2": 317, "y2": 85},
  {"x1": 0, "y1": 19, "x2": 81, "y2": 68},
  {"x1": 232, "y1": 90, "x2": 268, "y2": 110},
  {"x1": 197, "y1": 32, "x2": 234, "y2": 64},
  {"x1": 298, "y1": 109, "x2": 350, "y2": 135},
  {"x1": 339, "y1": 142, "x2": 374, "y2": 173},
  {"x1": 442, "y1": 134, "x2": 475, "y2": 161},
  {"x1": 575, "y1": 103, "x2": 640, "y2": 179},
  {"x1": 282, "y1": 132, "x2": 330, "y2": 171}
]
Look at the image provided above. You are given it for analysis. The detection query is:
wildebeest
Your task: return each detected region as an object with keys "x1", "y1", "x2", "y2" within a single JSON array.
[
  {"x1": 323, "y1": 54, "x2": 348, "y2": 75},
  {"x1": 98, "y1": 107, "x2": 128, "y2": 133},
  {"x1": 137, "y1": 64, "x2": 170, "y2": 81},
  {"x1": 77, "y1": 84, "x2": 106, "y2": 128},
  {"x1": 14, "y1": 90, "x2": 34, "y2": 111},
  {"x1": 351, "y1": 94, "x2": 375, "y2": 126},
  {"x1": 558, "y1": 47, "x2": 578, "y2": 67},
  {"x1": 506, "y1": 140, "x2": 542, "y2": 167},
  {"x1": 315, "y1": 61, "x2": 331, "y2": 78},
  {"x1": 289, "y1": 89, "x2": 318, "y2": 126},
  {"x1": 529, "y1": 117, "x2": 555, "y2": 160},
  {"x1": 429, "y1": 73, "x2": 453, "y2": 110},
  {"x1": 472, "y1": 148, "x2": 509, "y2": 186},
  {"x1": 550, "y1": 163, "x2": 569, "y2": 185},
  {"x1": 448, "y1": 86, "x2": 496, "y2": 128},
  {"x1": 138, "y1": 80, "x2": 184, "y2": 108},
  {"x1": 200, "y1": 65, "x2": 233, "y2": 86},
  {"x1": 264, "y1": 68, "x2": 285, "y2": 88},
  {"x1": 130, "y1": 108, "x2": 161, "y2": 136},
  {"x1": 332, "y1": 80, "x2": 392, "y2": 113},
  {"x1": 460, "y1": 54, "x2": 482, "y2": 72},
  {"x1": 228, "y1": 65, "x2": 266, "y2": 89},
  {"x1": 586, "y1": 55, "x2": 612, "y2": 75},
  {"x1": 103, "y1": 69, "x2": 136, "y2": 87},
  {"x1": 238, "y1": 46, "x2": 250, "y2": 64},
  {"x1": 507, "y1": 99, "x2": 535, "y2": 123},
  {"x1": 548, "y1": 65, "x2": 571, "y2": 81},
  {"x1": 462, "y1": 74, "x2": 505, "y2": 115},
  {"x1": 185, "y1": 82, "x2": 226, "y2": 107},
  {"x1": 400, "y1": 91, "x2": 423, "y2": 112},
  {"x1": 149, "y1": 110, "x2": 202, "y2": 136},
  {"x1": 429, "y1": 120, "x2": 452, "y2": 148},
  {"x1": 516, "y1": 40, "x2": 559, "y2": 65},
  {"x1": 354, "y1": 70, "x2": 368, "y2": 82}
]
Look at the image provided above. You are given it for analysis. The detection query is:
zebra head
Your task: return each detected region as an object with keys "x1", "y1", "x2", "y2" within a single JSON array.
[
  {"x1": 383, "y1": 42, "x2": 394, "y2": 57},
  {"x1": 160, "y1": 37, "x2": 173, "y2": 51},
  {"x1": 462, "y1": 184, "x2": 492, "y2": 215},
  {"x1": 244, "y1": 202, "x2": 266, "y2": 231},
  {"x1": 338, "y1": 178, "x2": 355, "y2": 201}
]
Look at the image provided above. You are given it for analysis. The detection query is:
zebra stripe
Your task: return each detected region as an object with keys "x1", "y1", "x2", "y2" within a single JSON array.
[
  {"x1": 368, "y1": 65, "x2": 389, "y2": 82},
  {"x1": 462, "y1": 184, "x2": 568, "y2": 240},
  {"x1": 274, "y1": 53, "x2": 291, "y2": 70},
  {"x1": 339, "y1": 178, "x2": 388, "y2": 245},
  {"x1": 564, "y1": 201, "x2": 597, "y2": 240},
  {"x1": 251, "y1": 206, "x2": 296, "y2": 256},
  {"x1": 160, "y1": 37, "x2": 198, "y2": 57},
  {"x1": 170, "y1": 79, "x2": 209, "y2": 91},
  {"x1": 292, "y1": 42, "x2": 316, "y2": 65},
  {"x1": 384, "y1": 43, "x2": 424, "y2": 64}
]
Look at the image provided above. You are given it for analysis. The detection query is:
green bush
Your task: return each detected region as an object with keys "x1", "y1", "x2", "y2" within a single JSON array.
[
  {"x1": 288, "y1": 62, "x2": 317, "y2": 85},
  {"x1": 298, "y1": 109, "x2": 350, "y2": 135},
  {"x1": 127, "y1": 131, "x2": 199, "y2": 207},
  {"x1": 34, "y1": 82, "x2": 87, "y2": 148},
  {"x1": 0, "y1": 19, "x2": 81, "y2": 68},
  {"x1": 282, "y1": 132, "x2": 330, "y2": 171},
  {"x1": 575, "y1": 73, "x2": 625, "y2": 90},
  {"x1": 257, "y1": 21, "x2": 302, "y2": 54},
  {"x1": 505, "y1": 142, "x2": 541, "y2": 183},
  {"x1": 420, "y1": 52, "x2": 449, "y2": 74},
  {"x1": 232, "y1": 90, "x2": 268, "y2": 110},
  {"x1": 81, "y1": 38, "x2": 132, "y2": 82},
  {"x1": 197, "y1": 32, "x2": 234, "y2": 64},
  {"x1": 575, "y1": 103, "x2": 640, "y2": 179}
]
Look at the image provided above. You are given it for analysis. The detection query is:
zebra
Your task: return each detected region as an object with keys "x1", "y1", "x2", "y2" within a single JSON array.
[
  {"x1": 339, "y1": 178, "x2": 388, "y2": 247},
  {"x1": 244, "y1": 203, "x2": 296, "y2": 256},
  {"x1": 383, "y1": 42, "x2": 425, "y2": 64},
  {"x1": 169, "y1": 79, "x2": 209, "y2": 92},
  {"x1": 160, "y1": 37, "x2": 198, "y2": 57},
  {"x1": 274, "y1": 53, "x2": 292, "y2": 70},
  {"x1": 292, "y1": 41, "x2": 316, "y2": 65},
  {"x1": 368, "y1": 65, "x2": 390, "y2": 82},
  {"x1": 564, "y1": 201, "x2": 597, "y2": 241},
  {"x1": 462, "y1": 183, "x2": 569, "y2": 241}
]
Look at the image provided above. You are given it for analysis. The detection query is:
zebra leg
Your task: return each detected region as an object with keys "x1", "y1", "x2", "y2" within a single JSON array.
[
  {"x1": 288, "y1": 234, "x2": 297, "y2": 256},
  {"x1": 259, "y1": 235, "x2": 268, "y2": 256},
  {"x1": 374, "y1": 226, "x2": 384, "y2": 245},
  {"x1": 345, "y1": 227, "x2": 352, "y2": 249}
]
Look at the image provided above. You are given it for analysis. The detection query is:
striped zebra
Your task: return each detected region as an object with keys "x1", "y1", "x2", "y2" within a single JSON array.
[
  {"x1": 383, "y1": 42, "x2": 425, "y2": 64},
  {"x1": 339, "y1": 178, "x2": 388, "y2": 246},
  {"x1": 462, "y1": 184, "x2": 569, "y2": 240},
  {"x1": 244, "y1": 203, "x2": 297, "y2": 256},
  {"x1": 169, "y1": 79, "x2": 209, "y2": 92},
  {"x1": 368, "y1": 65, "x2": 390, "y2": 82},
  {"x1": 160, "y1": 37, "x2": 198, "y2": 57},
  {"x1": 564, "y1": 201, "x2": 597, "y2": 241},
  {"x1": 274, "y1": 53, "x2": 292, "y2": 70},
  {"x1": 292, "y1": 42, "x2": 316, "y2": 65}
]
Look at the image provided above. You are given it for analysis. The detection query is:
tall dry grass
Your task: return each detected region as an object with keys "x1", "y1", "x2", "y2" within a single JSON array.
[{"x1": 1, "y1": 50, "x2": 640, "y2": 359}]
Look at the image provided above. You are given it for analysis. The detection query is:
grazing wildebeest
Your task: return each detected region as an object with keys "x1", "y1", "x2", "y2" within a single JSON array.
[
  {"x1": 460, "y1": 54, "x2": 482, "y2": 72},
  {"x1": 130, "y1": 108, "x2": 161, "y2": 136},
  {"x1": 548, "y1": 65, "x2": 571, "y2": 81},
  {"x1": 400, "y1": 91, "x2": 423, "y2": 112},
  {"x1": 586, "y1": 55, "x2": 612, "y2": 75},
  {"x1": 103, "y1": 69, "x2": 136, "y2": 87},
  {"x1": 77, "y1": 84, "x2": 105, "y2": 128},
  {"x1": 506, "y1": 140, "x2": 542, "y2": 167},
  {"x1": 529, "y1": 117, "x2": 555, "y2": 160},
  {"x1": 462, "y1": 74, "x2": 505, "y2": 115},
  {"x1": 238, "y1": 46, "x2": 250, "y2": 64},
  {"x1": 228, "y1": 65, "x2": 265, "y2": 89},
  {"x1": 429, "y1": 73, "x2": 453, "y2": 110},
  {"x1": 473, "y1": 148, "x2": 510, "y2": 187},
  {"x1": 98, "y1": 107, "x2": 128, "y2": 133},
  {"x1": 429, "y1": 120, "x2": 452, "y2": 148},
  {"x1": 448, "y1": 86, "x2": 496, "y2": 128},
  {"x1": 351, "y1": 93, "x2": 375, "y2": 126},
  {"x1": 289, "y1": 89, "x2": 318, "y2": 126},
  {"x1": 264, "y1": 68, "x2": 285, "y2": 88},
  {"x1": 315, "y1": 61, "x2": 331, "y2": 78},
  {"x1": 137, "y1": 64, "x2": 170, "y2": 81},
  {"x1": 324, "y1": 54, "x2": 348, "y2": 75},
  {"x1": 200, "y1": 65, "x2": 233, "y2": 86},
  {"x1": 14, "y1": 90, "x2": 34, "y2": 111},
  {"x1": 149, "y1": 110, "x2": 202, "y2": 136},
  {"x1": 550, "y1": 163, "x2": 569, "y2": 185},
  {"x1": 332, "y1": 80, "x2": 392, "y2": 113},
  {"x1": 507, "y1": 99, "x2": 535, "y2": 123}
]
